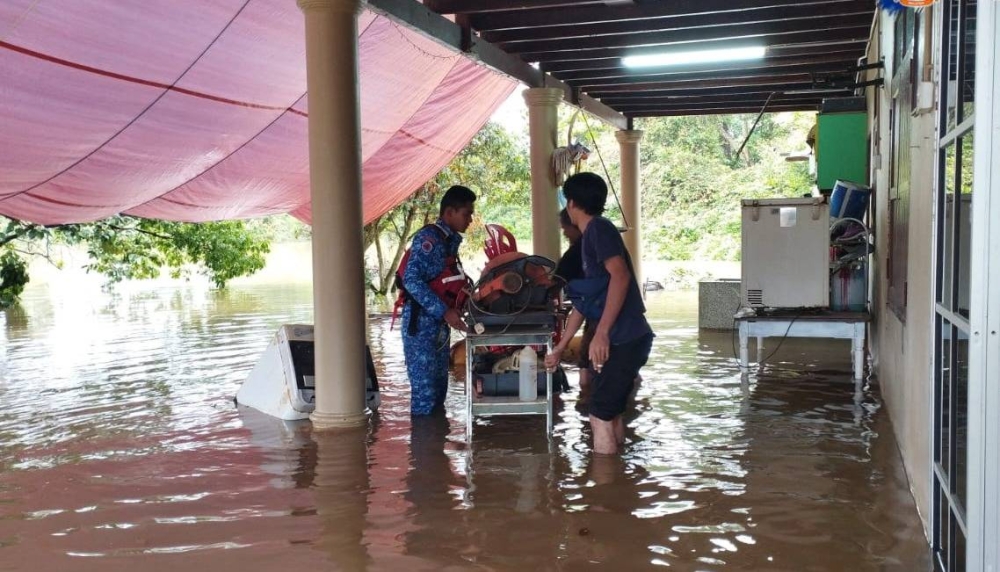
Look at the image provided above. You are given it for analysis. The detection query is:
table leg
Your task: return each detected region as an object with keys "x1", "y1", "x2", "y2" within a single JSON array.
[
  {"x1": 546, "y1": 338, "x2": 553, "y2": 436},
  {"x1": 466, "y1": 338, "x2": 474, "y2": 442},
  {"x1": 756, "y1": 336, "x2": 764, "y2": 364},
  {"x1": 739, "y1": 321, "x2": 749, "y2": 372},
  {"x1": 852, "y1": 323, "x2": 865, "y2": 381}
]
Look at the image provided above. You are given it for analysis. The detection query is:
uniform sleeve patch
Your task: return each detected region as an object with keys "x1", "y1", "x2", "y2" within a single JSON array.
[{"x1": 420, "y1": 240, "x2": 434, "y2": 253}]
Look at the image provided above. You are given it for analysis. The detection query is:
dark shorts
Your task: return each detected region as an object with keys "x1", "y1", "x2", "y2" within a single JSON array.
[
  {"x1": 589, "y1": 332, "x2": 653, "y2": 421},
  {"x1": 578, "y1": 320, "x2": 596, "y2": 369}
]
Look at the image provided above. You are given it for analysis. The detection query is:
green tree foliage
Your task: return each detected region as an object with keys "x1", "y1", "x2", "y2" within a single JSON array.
[
  {"x1": 0, "y1": 215, "x2": 270, "y2": 308},
  {"x1": 0, "y1": 250, "x2": 29, "y2": 308},
  {"x1": 637, "y1": 112, "x2": 815, "y2": 261},
  {"x1": 362, "y1": 111, "x2": 815, "y2": 298},
  {"x1": 364, "y1": 184, "x2": 442, "y2": 296},
  {"x1": 364, "y1": 121, "x2": 530, "y2": 297}
]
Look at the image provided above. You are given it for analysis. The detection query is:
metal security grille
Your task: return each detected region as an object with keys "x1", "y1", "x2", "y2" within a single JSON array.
[{"x1": 932, "y1": 1, "x2": 976, "y2": 570}]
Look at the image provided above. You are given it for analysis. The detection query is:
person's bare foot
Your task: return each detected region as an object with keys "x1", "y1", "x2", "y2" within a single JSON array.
[{"x1": 589, "y1": 453, "x2": 623, "y2": 485}]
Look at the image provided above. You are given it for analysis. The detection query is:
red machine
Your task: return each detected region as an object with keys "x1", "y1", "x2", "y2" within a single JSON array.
[{"x1": 476, "y1": 223, "x2": 566, "y2": 346}]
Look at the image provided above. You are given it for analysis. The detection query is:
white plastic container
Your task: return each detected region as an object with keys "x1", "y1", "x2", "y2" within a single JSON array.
[{"x1": 518, "y1": 346, "x2": 538, "y2": 401}]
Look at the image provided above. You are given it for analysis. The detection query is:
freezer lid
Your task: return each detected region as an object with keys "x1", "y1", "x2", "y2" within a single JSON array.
[{"x1": 740, "y1": 197, "x2": 827, "y2": 207}]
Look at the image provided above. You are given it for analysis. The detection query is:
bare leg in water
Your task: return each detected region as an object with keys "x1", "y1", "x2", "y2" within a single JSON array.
[{"x1": 591, "y1": 415, "x2": 618, "y2": 455}]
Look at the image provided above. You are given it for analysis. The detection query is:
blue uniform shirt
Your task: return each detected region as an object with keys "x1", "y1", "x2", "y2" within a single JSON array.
[
  {"x1": 581, "y1": 216, "x2": 651, "y2": 345},
  {"x1": 402, "y1": 220, "x2": 463, "y2": 320}
]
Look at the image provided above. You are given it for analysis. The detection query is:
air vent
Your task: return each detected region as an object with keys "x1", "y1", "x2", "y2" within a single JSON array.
[{"x1": 747, "y1": 289, "x2": 764, "y2": 306}]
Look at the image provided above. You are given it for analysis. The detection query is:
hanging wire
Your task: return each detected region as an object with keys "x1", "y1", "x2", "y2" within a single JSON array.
[
  {"x1": 580, "y1": 112, "x2": 629, "y2": 230},
  {"x1": 734, "y1": 92, "x2": 776, "y2": 161},
  {"x1": 389, "y1": 21, "x2": 461, "y2": 61}
]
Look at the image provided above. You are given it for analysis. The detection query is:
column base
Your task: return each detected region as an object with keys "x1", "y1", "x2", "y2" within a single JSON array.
[{"x1": 310, "y1": 409, "x2": 370, "y2": 429}]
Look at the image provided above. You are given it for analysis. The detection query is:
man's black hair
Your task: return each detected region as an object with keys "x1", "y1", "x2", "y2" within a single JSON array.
[
  {"x1": 559, "y1": 208, "x2": 572, "y2": 227},
  {"x1": 562, "y1": 172, "x2": 607, "y2": 216},
  {"x1": 439, "y1": 185, "x2": 476, "y2": 217}
]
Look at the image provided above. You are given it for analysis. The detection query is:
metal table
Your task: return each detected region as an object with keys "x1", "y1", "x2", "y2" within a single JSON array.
[
  {"x1": 464, "y1": 325, "x2": 553, "y2": 441},
  {"x1": 735, "y1": 310, "x2": 871, "y2": 380}
]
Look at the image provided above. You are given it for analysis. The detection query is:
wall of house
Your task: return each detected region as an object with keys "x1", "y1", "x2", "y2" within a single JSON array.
[{"x1": 867, "y1": 8, "x2": 939, "y2": 538}]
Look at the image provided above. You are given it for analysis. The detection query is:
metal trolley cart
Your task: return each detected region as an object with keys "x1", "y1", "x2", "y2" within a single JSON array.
[{"x1": 464, "y1": 325, "x2": 554, "y2": 441}]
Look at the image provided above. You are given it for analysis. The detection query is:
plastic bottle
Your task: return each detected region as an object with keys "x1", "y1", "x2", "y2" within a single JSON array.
[{"x1": 518, "y1": 346, "x2": 538, "y2": 401}]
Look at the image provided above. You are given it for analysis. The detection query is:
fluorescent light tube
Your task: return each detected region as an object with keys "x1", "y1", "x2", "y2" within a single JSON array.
[{"x1": 622, "y1": 47, "x2": 767, "y2": 68}]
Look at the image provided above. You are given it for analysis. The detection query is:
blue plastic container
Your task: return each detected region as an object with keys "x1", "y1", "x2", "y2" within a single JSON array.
[{"x1": 829, "y1": 180, "x2": 871, "y2": 220}]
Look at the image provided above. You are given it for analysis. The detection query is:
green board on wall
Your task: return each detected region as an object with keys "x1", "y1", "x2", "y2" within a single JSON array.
[{"x1": 817, "y1": 111, "x2": 868, "y2": 191}]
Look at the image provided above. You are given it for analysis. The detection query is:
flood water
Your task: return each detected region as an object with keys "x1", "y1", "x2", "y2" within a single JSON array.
[{"x1": 0, "y1": 280, "x2": 930, "y2": 571}]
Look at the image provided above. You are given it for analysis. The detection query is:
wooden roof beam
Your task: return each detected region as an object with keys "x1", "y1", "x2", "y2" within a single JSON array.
[
  {"x1": 519, "y1": 27, "x2": 874, "y2": 63},
  {"x1": 613, "y1": 97, "x2": 825, "y2": 112},
  {"x1": 629, "y1": 104, "x2": 818, "y2": 117},
  {"x1": 588, "y1": 74, "x2": 822, "y2": 95},
  {"x1": 565, "y1": 59, "x2": 860, "y2": 88},
  {"x1": 541, "y1": 43, "x2": 867, "y2": 73},
  {"x1": 606, "y1": 91, "x2": 829, "y2": 107},
  {"x1": 592, "y1": 83, "x2": 849, "y2": 99},
  {"x1": 500, "y1": 14, "x2": 874, "y2": 54},
  {"x1": 424, "y1": 0, "x2": 605, "y2": 14},
  {"x1": 483, "y1": 1, "x2": 873, "y2": 44},
  {"x1": 470, "y1": 0, "x2": 846, "y2": 31}
]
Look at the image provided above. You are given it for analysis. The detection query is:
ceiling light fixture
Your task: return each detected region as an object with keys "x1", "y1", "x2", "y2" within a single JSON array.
[{"x1": 622, "y1": 46, "x2": 767, "y2": 68}]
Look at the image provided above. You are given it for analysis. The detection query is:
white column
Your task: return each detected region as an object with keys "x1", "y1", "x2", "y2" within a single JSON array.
[
  {"x1": 616, "y1": 129, "x2": 644, "y2": 289},
  {"x1": 969, "y1": 0, "x2": 1000, "y2": 566},
  {"x1": 314, "y1": 426, "x2": 370, "y2": 566},
  {"x1": 523, "y1": 88, "x2": 563, "y2": 261},
  {"x1": 298, "y1": 0, "x2": 368, "y2": 428}
]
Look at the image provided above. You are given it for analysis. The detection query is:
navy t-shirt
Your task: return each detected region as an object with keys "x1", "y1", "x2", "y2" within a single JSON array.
[
  {"x1": 555, "y1": 240, "x2": 584, "y2": 282},
  {"x1": 580, "y1": 216, "x2": 652, "y2": 345}
]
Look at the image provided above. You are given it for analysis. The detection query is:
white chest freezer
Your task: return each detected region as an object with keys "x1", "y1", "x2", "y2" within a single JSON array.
[
  {"x1": 236, "y1": 324, "x2": 380, "y2": 420},
  {"x1": 741, "y1": 197, "x2": 830, "y2": 309}
]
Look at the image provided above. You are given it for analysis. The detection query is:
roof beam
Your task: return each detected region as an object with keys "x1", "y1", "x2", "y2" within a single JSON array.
[
  {"x1": 365, "y1": 0, "x2": 627, "y2": 129},
  {"x1": 588, "y1": 74, "x2": 821, "y2": 95},
  {"x1": 613, "y1": 97, "x2": 824, "y2": 112},
  {"x1": 594, "y1": 83, "x2": 850, "y2": 100},
  {"x1": 630, "y1": 104, "x2": 817, "y2": 117},
  {"x1": 470, "y1": 0, "x2": 838, "y2": 31},
  {"x1": 482, "y1": 1, "x2": 873, "y2": 44},
  {"x1": 424, "y1": 0, "x2": 605, "y2": 14},
  {"x1": 500, "y1": 14, "x2": 874, "y2": 54},
  {"x1": 606, "y1": 91, "x2": 828, "y2": 107},
  {"x1": 541, "y1": 43, "x2": 867, "y2": 73},
  {"x1": 621, "y1": 100, "x2": 821, "y2": 112},
  {"x1": 518, "y1": 27, "x2": 874, "y2": 63},
  {"x1": 553, "y1": 56, "x2": 858, "y2": 87}
]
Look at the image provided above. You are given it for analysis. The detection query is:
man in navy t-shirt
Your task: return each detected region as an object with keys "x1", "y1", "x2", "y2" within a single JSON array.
[{"x1": 545, "y1": 172, "x2": 653, "y2": 455}]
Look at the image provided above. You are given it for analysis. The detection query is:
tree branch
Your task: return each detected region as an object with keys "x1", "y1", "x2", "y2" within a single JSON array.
[
  {"x1": 104, "y1": 223, "x2": 172, "y2": 241},
  {"x1": 0, "y1": 223, "x2": 40, "y2": 248}
]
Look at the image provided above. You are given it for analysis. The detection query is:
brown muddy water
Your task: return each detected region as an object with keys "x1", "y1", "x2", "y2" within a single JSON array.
[{"x1": 0, "y1": 282, "x2": 930, "y2": 571}]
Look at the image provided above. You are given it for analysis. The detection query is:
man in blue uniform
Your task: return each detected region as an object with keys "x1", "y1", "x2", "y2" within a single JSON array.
[{"x1": 401, "y1": 185, "x2": 475, "y2": 416}]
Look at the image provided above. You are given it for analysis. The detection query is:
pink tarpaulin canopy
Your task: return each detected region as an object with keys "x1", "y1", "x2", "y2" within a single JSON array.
[{"x1": 0, "y1": 1, "x2": 516, "y2": 225}]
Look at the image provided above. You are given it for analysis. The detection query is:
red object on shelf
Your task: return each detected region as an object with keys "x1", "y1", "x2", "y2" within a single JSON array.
[{"x1": 484, "y1": 224, "x2": 518, "y2": 260}]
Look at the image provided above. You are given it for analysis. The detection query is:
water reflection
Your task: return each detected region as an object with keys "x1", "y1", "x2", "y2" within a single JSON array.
[{"x1": 0, "y1": 284, "x2": 930, "y2": 570}]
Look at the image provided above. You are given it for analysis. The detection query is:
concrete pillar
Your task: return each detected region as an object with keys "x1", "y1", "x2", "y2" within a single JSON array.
[
  {"x1": 523, "y1": 88, "x2": 564, "y2": 261},
  {"x1": 298, "y1": 0, "x2": 368, "y2": 428},
  {"x1": 313, "y1": 426, "x2": 370, "y2": 567},
  {"x1": 616, "y1": 129, "x2": 644, "y2": 290}
]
